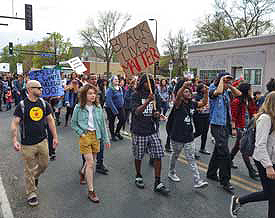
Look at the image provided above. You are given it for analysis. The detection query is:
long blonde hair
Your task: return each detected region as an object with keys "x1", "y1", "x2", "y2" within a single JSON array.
[{"x1": 255, "y1": 91, "x2": 275, "y2": 130}]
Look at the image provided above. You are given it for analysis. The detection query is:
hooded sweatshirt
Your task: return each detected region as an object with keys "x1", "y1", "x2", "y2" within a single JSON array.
[{"x1": 131, "y1": 74, "x2": 161, "y2": 136}]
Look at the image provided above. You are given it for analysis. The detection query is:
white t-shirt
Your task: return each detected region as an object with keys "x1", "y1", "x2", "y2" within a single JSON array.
[{"x1": 86, "y1": 105, "x2": 95, "y2": 131}]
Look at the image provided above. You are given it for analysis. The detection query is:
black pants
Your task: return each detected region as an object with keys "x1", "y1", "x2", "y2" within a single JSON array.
[
  {"x1": 65, "y1": 107, "x2": 74, "y2": 124},
  {"x1": 106, "y1": 107, "x2": 125, "y2": 136},
  {"x1": 239, "y1": 161, "x2": 275, "y2": 218},
  {"x1": 193, "y1": 114, "x2": 210, "y2": 150},
  {"x1": 207, "y1": 125, "x2": 231, "y2": 185},
  {"x1": 47, "y1": 124, "x2": 55, "y2": 157},
  {"x1": 122, "y1": 108, "x2": 131, "y2": 131}
]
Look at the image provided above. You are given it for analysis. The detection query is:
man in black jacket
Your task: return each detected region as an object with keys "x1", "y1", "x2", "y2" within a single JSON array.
[{"x1": 131, "y1": 74, "x2": 169, "y2": 195}]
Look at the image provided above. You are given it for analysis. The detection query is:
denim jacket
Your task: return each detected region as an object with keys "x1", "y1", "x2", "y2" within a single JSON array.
[
  {"x1": 71, "y1": 104, "x2": 110, "y2": 145},
  {"x1": 209, "y1": 83, "x2": 231, "y2": 126}
]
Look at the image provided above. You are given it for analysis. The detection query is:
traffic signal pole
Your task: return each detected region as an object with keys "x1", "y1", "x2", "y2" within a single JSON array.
[{"x1": 0, "y1": 4, "x2": 33, "y2": 30}]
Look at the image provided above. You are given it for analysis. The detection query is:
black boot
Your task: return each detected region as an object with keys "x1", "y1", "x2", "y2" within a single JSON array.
[{"x1": 111, "y1": 134, "x2": 118, "y2": 141}]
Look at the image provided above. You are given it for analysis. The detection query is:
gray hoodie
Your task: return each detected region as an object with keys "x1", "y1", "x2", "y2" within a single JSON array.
[{"x1": 253, "y1": 113, "x2": 275, "y2": 168}]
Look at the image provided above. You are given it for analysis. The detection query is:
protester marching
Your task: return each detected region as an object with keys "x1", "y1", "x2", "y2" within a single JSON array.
[{"x1": 2, "y1": 20, "x2": 273, "y2": 218}]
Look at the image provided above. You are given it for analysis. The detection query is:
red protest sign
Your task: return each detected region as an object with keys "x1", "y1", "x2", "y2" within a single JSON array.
[{"x1": 110, "y1": 21, "x2": 160, "y2": 76}]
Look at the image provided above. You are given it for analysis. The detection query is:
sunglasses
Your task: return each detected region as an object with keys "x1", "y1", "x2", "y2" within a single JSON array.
[{"x1": 31, "y1": 87, "x2": 43, "y2": 90}]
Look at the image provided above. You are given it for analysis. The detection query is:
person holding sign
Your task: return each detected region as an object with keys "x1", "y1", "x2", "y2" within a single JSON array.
[
  {"x1": 131, "y1": 74, "x2": 170, "y2": 195},
  {"x1": 71, "y1": 84, "x2": 111, "y2": 203}
]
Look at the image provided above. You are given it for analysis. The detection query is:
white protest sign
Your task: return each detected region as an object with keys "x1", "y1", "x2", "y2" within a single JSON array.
[
  {"x1": 184, "y1": 72, "x2": 194, "y2": 79},
  {"x1": 67, "y1": 57, "x2": 87, "y2": 74},
  {"x1": 110, "y1": 21, "x2": 160, "y2": 76},
  {"x1": 17, "y1": 63, "x2": 23, "y2": 74},
  {"x1": 0, "y1": 63, "x2": 10, "y2": 72}
]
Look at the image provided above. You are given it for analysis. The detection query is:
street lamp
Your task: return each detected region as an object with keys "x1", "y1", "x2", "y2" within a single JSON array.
[
  {"x1": 46, "y1": 32, "x2": 57, "y2": 65},
  {"x1": 149, "y1": 18, "x2": 158, "y2": 79}
]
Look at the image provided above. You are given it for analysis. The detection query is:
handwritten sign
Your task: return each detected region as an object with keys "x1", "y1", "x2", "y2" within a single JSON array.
[
  {"x1": 110, "y1": 21, "x2": 160, "y2": 76},
  {"x1": 29, "y1": 69, "x2": 64, "y2": 97},
  {"x1": 67, "y1": 57, "x2": 87, "y2": 74}
]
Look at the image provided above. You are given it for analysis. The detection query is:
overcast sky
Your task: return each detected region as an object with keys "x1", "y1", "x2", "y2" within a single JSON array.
[{"x1": 0, "y1": 0, "x2": 215, "y2": 54}]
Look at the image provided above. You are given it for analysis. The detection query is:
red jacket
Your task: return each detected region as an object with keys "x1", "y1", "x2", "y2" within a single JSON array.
[{"x1": 231, "y1": 98, "x2": 256, "y2": 128}]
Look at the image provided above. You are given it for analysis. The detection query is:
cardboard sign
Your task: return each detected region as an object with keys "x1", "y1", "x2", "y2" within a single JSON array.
[
  {"x1": 29, "y1": 69, "x2": 64, "y2": 97},
  {"x1": 110, "y1": 21, "x2": 160, "y2": 76},
  {"x1": 17, "y1": 63, "x2": 23, "y2": 74},
  {"x1": 67, "y1": 57, "x2": 87, "y2": 74}
]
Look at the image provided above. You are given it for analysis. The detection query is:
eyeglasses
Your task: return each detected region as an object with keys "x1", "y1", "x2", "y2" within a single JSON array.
[{"x1": 31, "y1": 87, "x2": 43, "y2": 90}]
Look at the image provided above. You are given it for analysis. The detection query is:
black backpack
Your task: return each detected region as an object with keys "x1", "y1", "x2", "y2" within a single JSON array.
[{"x1": 240, "y1": 116, "x2": 273, "y2": 156}]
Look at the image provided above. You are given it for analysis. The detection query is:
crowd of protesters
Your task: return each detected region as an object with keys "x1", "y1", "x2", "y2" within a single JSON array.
[{"x1": 8, "y1": 70, "x2": 275, "y2": 218}]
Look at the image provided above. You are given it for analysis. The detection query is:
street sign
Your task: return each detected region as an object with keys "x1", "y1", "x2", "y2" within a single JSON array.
[
  {"x1": 40, "y1": 53, "x2": 54, "y2": 57},
  {"x1": 169, "y1": 60, "x2": 173, "y2": 71},
  {"x1": 17, "y1": 63, "x2": 23, "y2": 74}
]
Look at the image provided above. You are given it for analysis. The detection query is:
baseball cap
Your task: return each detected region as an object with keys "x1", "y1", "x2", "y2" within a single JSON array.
[{"x1": 217, "y1": 72, "x2": 233, "y2": 80}]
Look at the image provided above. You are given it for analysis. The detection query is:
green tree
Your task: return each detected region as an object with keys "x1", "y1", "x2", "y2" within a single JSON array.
[
  {"x1": 194, "y1": 13, "x2": 234, "y2": 43},
  {"x1": 80, "y1": 10, "x2": 131, "y2": 77},
  {"x1": 32, "y1": 32, "x2": 72, "y2": 68}
]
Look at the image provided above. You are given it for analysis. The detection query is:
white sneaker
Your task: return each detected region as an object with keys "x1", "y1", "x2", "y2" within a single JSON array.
[
  {"x1": 168, "y1": 173, "x2": 181, "y2": 182},
  {"x1": 194, "y1": 180, "x2": 208, "y2": 189}
]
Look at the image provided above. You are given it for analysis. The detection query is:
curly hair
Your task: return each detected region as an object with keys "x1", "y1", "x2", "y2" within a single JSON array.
[{"x1": 78, "y1": 84, "x2": 100, "y2": 109}]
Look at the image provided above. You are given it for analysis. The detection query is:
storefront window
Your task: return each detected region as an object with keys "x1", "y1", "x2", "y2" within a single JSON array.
[
  {"x1": 244, "y1": 69, "x2": 262, "y2": 85},
  {"x1": 199, "y1": 69, "x2": 226, "y2": 82}
]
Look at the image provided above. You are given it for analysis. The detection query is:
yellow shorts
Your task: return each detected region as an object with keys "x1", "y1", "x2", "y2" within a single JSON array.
[{"x1": 79, "y1": 131, "x2": 100, "y2": 154}]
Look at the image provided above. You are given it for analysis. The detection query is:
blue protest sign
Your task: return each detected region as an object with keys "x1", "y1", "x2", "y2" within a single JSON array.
[{"x1": 29, "y1": 69, "x2": 64, "y2": 97}]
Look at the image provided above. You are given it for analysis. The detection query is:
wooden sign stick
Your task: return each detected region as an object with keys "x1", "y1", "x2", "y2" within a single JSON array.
[{"x1": 145, "y1": 68, "x2": 156, "y2": 110}]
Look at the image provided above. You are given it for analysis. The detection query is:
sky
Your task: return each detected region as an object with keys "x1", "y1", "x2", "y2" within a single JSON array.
[{"x1": 0, "y1": 0, "x2": 215, "y2": 54}]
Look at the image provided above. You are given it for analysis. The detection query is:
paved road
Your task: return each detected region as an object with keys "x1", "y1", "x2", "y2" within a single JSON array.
[{"x1": 0, "y1": 109, "x2": 268, "y2": 218}]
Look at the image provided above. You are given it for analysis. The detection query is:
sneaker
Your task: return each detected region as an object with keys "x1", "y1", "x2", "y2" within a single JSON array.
[
  {"x1": 27, "y1": 194, "x2": 39, "y2": 206},
  {"x1": 194, "y1": 180, "x2": 208, "y2": 189},
  {"x1": 168, "y1": 173, "x2": 181, "y2": 182},
  {"x1": 50, "y1": 155, "x2": 56, "y2": 161},
  {"x1": 115, "y1": 133, "x2": 123, "y2": 140},
  {"x1": 199, "y1": 149, "x2": 211, "y2": 155},
  {"x1": 135, "y1": 177, "x2": 145, "y2": 189},
  {"x1": 154, "y1": 182, "x2": 170, "y2": 196},
  {"x1": 230, "y1": 195, "x2": 241, "y2": 218},
  {"x1": 223, "y1": 183, "x2": 234, "y2": 193},
  {"x1": 88, "y1": 191, "x2": 100, "y2": 203},
  {"x1": 96, "y1": 166, "x2": 108, "y2": 175}
]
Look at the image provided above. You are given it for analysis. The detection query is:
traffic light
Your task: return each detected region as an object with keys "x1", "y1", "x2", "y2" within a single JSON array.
[
  {"x1": 25, "y1": 4, "x2": 33, "y2": 31},
  {"x1": 9, "y1": 42, "x2": 13, "y2": 55}
]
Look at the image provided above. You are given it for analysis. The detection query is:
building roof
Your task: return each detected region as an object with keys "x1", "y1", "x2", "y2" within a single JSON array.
[{"x1": 188, "y1": 34, "x2": 275, "y2": 54}]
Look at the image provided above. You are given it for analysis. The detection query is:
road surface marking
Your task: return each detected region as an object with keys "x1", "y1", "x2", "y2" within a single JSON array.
[
  {"x1": 179, "y1": 154, "x2": 262, "y2": 190},
  {"x1": 0, "y1": 175, "x2": 14, "y2": 218},
  {"x1": 121, "y1": 133, "x2": 261, "y2": 192},
  {"x1": 178, "y1": 156, "x2": 259, "y2": 193}
]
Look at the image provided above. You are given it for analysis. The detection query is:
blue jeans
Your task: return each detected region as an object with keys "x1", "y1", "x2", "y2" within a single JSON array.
[
  {"x1": 96, "y1": 140, "x2": 104, "y2": 166},
  {"x1": 160, "y1": 101, "x2": 169, "y2": 116}
]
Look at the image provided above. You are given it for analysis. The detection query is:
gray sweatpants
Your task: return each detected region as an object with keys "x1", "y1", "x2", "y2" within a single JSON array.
[{"x1": 169, "y1": 140, "x2": 201, "y2": 184}]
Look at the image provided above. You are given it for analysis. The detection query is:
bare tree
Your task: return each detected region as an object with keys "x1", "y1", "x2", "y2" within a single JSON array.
[
  {"x1": 163, "y1": 30, "x2": 188, "y2": 76},
  {"x1": 80, "y1": 10, "x2": 131, "y2": 75},
  {"x1": 215, "y1": 0, "x2": 275, "y2": 37}
]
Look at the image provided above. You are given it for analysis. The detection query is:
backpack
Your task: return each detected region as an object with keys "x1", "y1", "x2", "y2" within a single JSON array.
[
  {"x1": 166, "y1": 105, "x2": 176, "y2": 136},
  {"x1": 240, "y1": 116, "x2": 273, "y2": 156}
]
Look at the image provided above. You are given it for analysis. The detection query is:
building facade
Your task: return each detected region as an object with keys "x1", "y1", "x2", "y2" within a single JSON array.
[{"x1": 188, "y1": 34, "x2": 275, "y2": 91}]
